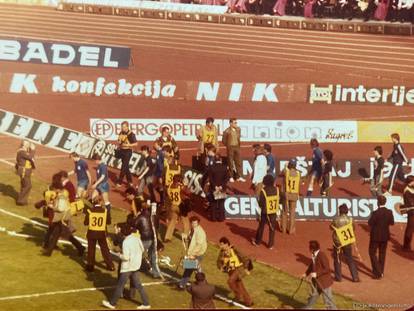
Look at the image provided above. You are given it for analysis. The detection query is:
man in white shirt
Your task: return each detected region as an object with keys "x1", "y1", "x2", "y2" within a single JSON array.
[
  {"x1": 102, "y1": 226, "x2": 151, "y2": 310},
  {"x1": 251, "y1": 145, "x2": 268, "y2": 196}
]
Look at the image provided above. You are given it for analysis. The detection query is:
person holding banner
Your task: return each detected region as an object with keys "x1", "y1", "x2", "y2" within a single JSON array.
[
  {"x1": 16, "y1": 140, "x2": 36, "y2": 206},
  {"x1": 116, "y1": 121, "x2": 138, "y2": 188},
  {"x1": 368, "y1": 195, "x2": 394, "y2": 279},
  {"x1": 84, "y1": 198, "x2": 115, "y2": 272},
  {"x1": 330, "y1": 204, "x2": 360, "y2": 283},
  {"x1": 69, "y1": 152, "x2": 91, "y2": 199},
  {"x1": 251, "y1": 174, "x2": 279, "y2": 249},
  {"x1": 281, "y1": 159, "x2": 300, "y2": 235}
]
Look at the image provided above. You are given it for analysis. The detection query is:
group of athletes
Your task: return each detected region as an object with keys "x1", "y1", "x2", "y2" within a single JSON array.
[{"x1": 29, "y1": 118, "x2": 414, "y2": 309}]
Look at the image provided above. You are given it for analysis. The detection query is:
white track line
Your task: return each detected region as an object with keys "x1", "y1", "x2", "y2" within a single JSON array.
[
  {"x1": 0, "y1": 280, "x2": 172, "y2": 301},
  {"x1": 0, "y1": 31, "x2": 412, "y2": 75},
  {"x1": 3, "y1": 4, "x2": 414, "y2": 43}
]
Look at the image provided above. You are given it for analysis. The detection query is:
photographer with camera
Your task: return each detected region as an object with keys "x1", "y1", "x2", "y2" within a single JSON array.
[
  {"x1": 43, "y1": 172, "x2": 84, "y2": 257},
  {"x1": 16, "y1": 140, "x2": 36, "y2": 206},
  {"x1": 178, "y1": 216, "x2": 207, "y2": 289},
  {"x1": 84, "y1": 197, "x2": 115, "y2": 272},
  {"x1": 217, "y1": 237, "x2": 253, "y2": 307}
]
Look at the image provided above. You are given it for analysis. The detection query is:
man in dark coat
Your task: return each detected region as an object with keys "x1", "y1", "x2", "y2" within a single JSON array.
[
  {"x1": 368, "y1": 195, "x2": 395, "y2": 279},
  {"x1": 187, "y1": 272, "x2": 216, "y2": 309},
  {"x1": 303, "y1": 240, "x2": 337, "y2": 309},
  {"x1": 207, "y1": 154, "x2": 229, "y2": 222}
]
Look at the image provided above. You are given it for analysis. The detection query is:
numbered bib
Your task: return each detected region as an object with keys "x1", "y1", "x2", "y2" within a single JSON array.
[
  {"x1": 88, "y1": 209, "x2": 107, "y2": 231},
  {"x1": 285, "y1": 169, "x2": 300, "y2": 194},
  {"x1": 168, "y1": 186, "x2": 182, "y2": 206},
  {"x1": 165, "y1": 162, "x2": 181, "y2": 187},
  {"x1": 262, "y1": 188, "x2": 280, "y2": 214},
  {"x1": 202, "y1": 128, "x2": 216, "y2": 144},
  {"x1": 334, "y1": 221, "x2": 356, "y2": 247}
]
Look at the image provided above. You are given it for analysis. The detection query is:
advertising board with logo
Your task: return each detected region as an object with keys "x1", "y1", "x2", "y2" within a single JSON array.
[{"x1": 224, "y1": 195, "x2": 407, "y2": 223}]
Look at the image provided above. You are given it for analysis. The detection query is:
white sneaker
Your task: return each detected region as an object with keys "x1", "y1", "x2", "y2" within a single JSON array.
[
  {"x1": 137, "y1": 305, "x2": 151, "y2": 309},
  {"x1": 229, "y1": 177, "x2": 235, "y2": 183},
  {"x1": 237, "y1": 177, "x2": 246, "y2": 182},
  {"x1": 102, "y1": 300, "x2": 115, "y2": 309}
]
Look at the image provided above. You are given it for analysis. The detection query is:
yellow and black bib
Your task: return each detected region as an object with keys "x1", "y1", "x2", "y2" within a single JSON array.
[
  {"x1": 262, "y1": 188, "x2": 280, "y2": 215},
  {"x1": 44, "y1": 189, "x2": 57, "y2": 204},
  {"x1": 88, "y1": 209, "x2": 107, "y2": 231},
  {"x1": 70, "y1": 199, "x2": 85, "y2": 215},
  {"x1": 118, "y1": 131, "x2": 131, "y2": 144},
  {"x1": 225, "y1": 249, "x2": 242, "y2": 270},
  {"x1": 333, "y1": 219, "x2": 356, "y2": 247},
  {"x1": 167, "y1": 185, "x2": 182, "y2": 206},
  {"x1": 285, "y1": 169, "x2": 300, "y2": 194},
  {"x1": 164, "y1": 160, "x2": 181, "y2": 187},
  {"x1": 202, "y1": 127, "x2": 216, "y2": 145}
]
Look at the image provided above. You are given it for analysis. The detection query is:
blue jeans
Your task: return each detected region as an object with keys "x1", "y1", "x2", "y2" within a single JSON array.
[
  {"x1": 142, "y1": 239, "x2": 162, "y2": 278},
  {"x1": 304, "y1": 280, "x2": 337, "y2": 310},
  {"x1": 110, "y1": 270, "x2": 149, "y2": 306},
  {"x1": 178, "y1": 255, "x2": 203, "y2": 287}
]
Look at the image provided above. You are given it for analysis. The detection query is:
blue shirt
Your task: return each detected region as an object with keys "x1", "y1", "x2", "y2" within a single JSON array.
[
  {"x1": 312, "y1": 147, "x2": 323, "y2": 171},
  {"x1": 75, "y1": 159, "x2": 89, "y2": 182},
  {"x1": 266, "y1": 154, "x2": 275, "y2": 176},
  {"x1": 96, "y1": 163, "x2": 108, "y2": 184}
]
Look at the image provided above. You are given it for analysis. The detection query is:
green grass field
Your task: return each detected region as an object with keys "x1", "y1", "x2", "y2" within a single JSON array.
[{"x1": 0, "y1": 163, "x2": 360, "y2": 310}]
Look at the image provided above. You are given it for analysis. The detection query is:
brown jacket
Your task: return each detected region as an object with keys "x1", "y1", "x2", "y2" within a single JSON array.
[
  {"x1": 305, "y1": 250, "x2": 333, "y2": 289},
  {"x1": 222, "y1": 127, "x2": 241, "y2": 149},
  {"x1": 187, "y1": 280, "x2": 216, "y2": 309}
]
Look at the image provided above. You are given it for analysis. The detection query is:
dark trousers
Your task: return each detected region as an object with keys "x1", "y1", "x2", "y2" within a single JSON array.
[
  {"x1": 87, "y1": 235, "x2": 114, "y2": 269},
  {"x1": 255, "y1": 213, "x2": 277, "y2": 247},
  {"x1": 313, "y1": 2, "x2": 325, "y2": 17},
  {"x1": 17, "y1": 168, "x2": 32, "y2": 205},
  {"x1": 388, "y1": 163, "x2": 406, "y2": 192},
  {"x1": 118, "y1": 149, "x2": 133, "y2": 184},
  {"x1": 369, "y1": 240, "x2": 388, "y2": 277},
  {"x1": 44, "y1": 222, "x2": 84, "y2": 256},
  {"x1": 228, "y1": 269, "x2": 252, "y2": 306},
  {"x1": 227, "y1": 146, "x2": 242, "y2": 179},
  {"x1": 403, "y1": 214, "x2": 414, "y2": 250},
  {"x1": 332, "y1": 245, "x2": 359, "y2": 281},
  {"x1": 210, "y1": 199, "x2": 225, "y2": 222}
]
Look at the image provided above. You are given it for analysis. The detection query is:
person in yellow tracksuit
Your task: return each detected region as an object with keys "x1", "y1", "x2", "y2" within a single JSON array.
[
  {"x1": 164, "y1": 175, "x2": 190, "y2": 242},
  {"x1": 281, "y1": 159, "x2": 301, "y2": 234},
  {"x1": 251, "y1": 174, "x2": 279, "y2": 249}
]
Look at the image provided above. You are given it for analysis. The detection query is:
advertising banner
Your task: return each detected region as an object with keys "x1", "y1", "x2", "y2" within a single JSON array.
[
  {"x1": 89, "y1": 118, "x2": 358, "y2": 143},
  {"x1": 224, "y1": 195, "x2": 407, "y2": 223},
  {"x1": 0, "y1": 38, "x2": 131, "y2": 68}
]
